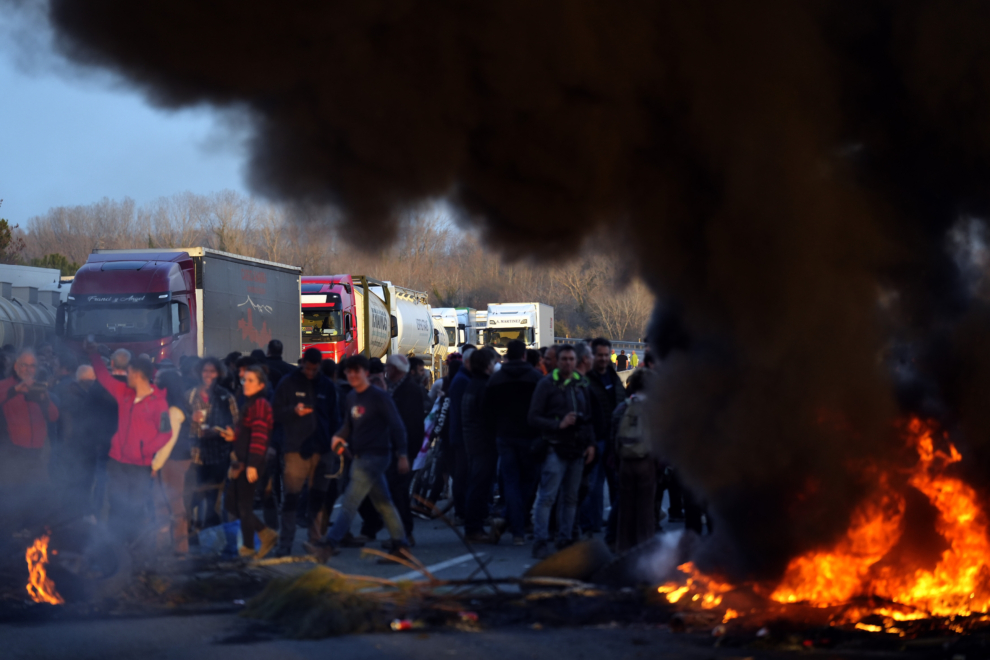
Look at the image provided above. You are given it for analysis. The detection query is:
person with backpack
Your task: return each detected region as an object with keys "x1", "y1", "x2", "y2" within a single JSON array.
[{"x1": 613, "y1": 368, "x2": 658, "y2": 552}]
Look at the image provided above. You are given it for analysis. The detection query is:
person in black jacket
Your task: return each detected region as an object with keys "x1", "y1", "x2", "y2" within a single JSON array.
[
  {"x1": 527, "y1": 345, "x2": 595, "y2": 559},
  {"x1": 273, "y1": 347, "x2": 339, "y2": 555},
  {"x1": 55, "y1": 364, "x2": 117, "y2": 518},
  {"x1": 483, "y1": 340, "x2": 542, "y2": 544},
  {"x1": 462, "y1": 347, "x2": 502, "y2": 543},
  {"x1": 384, "y1": 354, "x2": 426, "y2": 542},
  {"x1": 266, "y1": 339, "x2": 294, "y2": 389},
  {"x1": 580, "y1": 338, "x2": 628, "y2": 537}
]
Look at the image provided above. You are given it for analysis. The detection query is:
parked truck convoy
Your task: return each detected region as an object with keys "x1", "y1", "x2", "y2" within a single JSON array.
[
  {"x1": 57, "y1": 248, "x2": 302, "y2": 363},
  {"x1": 301, "y1": 275, "x2": 446, "y2": 380},
  {"x1": 482, "y1": 302, "x2": 554, "y2": 355}
]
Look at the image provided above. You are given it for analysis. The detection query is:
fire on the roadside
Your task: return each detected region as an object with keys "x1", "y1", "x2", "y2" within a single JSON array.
[
  {"x1": 658, "y1": 417, "x2": 990, "y2": 630},
  {"x1": 26, "y1": 533, "x2": 64, "y2": 605}
]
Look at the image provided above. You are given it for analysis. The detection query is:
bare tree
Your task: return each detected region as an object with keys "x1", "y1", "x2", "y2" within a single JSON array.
[{"x1": 22, "y1": 190, "x2": 654, "y2": 340}]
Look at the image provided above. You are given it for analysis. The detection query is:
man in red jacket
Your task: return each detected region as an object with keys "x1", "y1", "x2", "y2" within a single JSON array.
[
  {"x1": 85, "y1": 341, "x2": 171, "y2": 545},
  {"x1": 0, "y1": 348, "x2": 59, "y2": 487}
]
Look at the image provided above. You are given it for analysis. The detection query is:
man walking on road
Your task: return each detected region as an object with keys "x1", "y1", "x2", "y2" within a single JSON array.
[
  {"x1": 307, "y1": 355, "x2": 410, "y2": 562},
  {"x1": 483, "y1": 340, "x2": 541, "y2": 545},
  {"x1": 273, "y1": 347, "x2": 339, "y2": 555},
  {"x1": 528, "y1": 345, "x2": 595, "y2": 559}
]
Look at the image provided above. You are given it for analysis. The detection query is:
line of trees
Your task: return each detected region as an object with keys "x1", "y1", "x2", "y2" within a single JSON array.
[{"x1": 18, "y1": 190, "x2": 653, "y2": 340}]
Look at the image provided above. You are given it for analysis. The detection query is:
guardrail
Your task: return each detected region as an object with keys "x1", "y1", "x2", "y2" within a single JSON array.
[{"x1": 553, "y1": 337, "x2": 648, "y2": 356}]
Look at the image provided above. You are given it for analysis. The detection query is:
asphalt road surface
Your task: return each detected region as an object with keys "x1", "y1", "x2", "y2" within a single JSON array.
[{"x1": 0, "y1": 611, "x2": 850, "y2": 660}]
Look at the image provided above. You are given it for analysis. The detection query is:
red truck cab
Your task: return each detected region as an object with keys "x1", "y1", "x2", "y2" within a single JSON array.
[
  {"x1": 301, "y1": 275, "x2": 356, "y2": 361},
  {"x1": 58, "y1": 252, "x2": 195, "y2": 362}
]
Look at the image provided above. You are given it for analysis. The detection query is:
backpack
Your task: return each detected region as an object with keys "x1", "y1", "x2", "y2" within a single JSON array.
[{"x1": 615, "y1": 394, "x2": 651, "y2": 459}]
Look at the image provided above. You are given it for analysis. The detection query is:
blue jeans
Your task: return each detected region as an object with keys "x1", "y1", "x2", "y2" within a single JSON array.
[
  {"x1": 324, "y1": 453, "x2": 407, "y2": 546},
  {"x1": 497, "y1": 437, "x2": 539, "y2": 538},
  {"x1": 533, "y1": 448, "x2": 585, "y2": 543}
]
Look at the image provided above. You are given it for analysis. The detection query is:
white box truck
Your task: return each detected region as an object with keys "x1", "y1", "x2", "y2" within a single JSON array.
[{"x1": 482, "y1": 302, "x2": 554, "y2": 355}]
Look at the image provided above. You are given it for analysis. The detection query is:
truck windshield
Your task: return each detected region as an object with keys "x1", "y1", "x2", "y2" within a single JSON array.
[
  {"x1": 302, "y1": 308, "x2": 343, "y2": 341},
  {"x1": 444, "y1": 327, "x2": 456, "y2": 346},
  {"x1": 66, "y1": 305, "x2": 170, "y2": 340},
  {"x1": 483, "y1": 327, "x2": 533, "y2": 348}
]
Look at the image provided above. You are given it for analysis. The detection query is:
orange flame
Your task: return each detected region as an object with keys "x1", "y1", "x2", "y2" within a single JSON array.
[
  {"x1": 26, "y1": 533, "x2": 64, "y2": 605},
  {"x1": 658, "y1": 562, "x2": 734, "y2": 609},
  {"x1": 658, "y1": 417, "x2": 990, "y2": 627},
  {"x1": 770, "y1": 417, "x2": 990, "y2": 618}
]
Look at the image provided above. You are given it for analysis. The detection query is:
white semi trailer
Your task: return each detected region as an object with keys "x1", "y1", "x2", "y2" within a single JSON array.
[{"x1": 482, "y1": 302, "x2": 554, "y2": 356}]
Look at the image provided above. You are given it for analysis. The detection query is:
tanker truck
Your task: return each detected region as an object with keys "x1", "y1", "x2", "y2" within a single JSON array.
[
  {"x1": 302, "y1": 275, "x2": 445, "y2": 380},
  {"x1": 0, "y1": 264, "x2": 66, "y2": 350}
]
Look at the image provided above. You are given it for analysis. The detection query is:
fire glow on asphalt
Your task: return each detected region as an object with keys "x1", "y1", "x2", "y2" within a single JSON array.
[{"x1": 659, "y1": 417, "x2": 990, "y2": 631}]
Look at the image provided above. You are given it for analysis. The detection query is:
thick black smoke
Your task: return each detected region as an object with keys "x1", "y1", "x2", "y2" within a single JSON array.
[{"x1": 43, "y1": 1, "x2": 990, "y2": 579}]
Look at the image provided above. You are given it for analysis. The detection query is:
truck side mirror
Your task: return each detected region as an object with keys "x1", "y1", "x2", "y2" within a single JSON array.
[
  {"x1": 390, "y1": 315, "x2": 398, "y2": 339},
  {"x1": 55, "y1": 304, "x2": 65, "y2": 337}
]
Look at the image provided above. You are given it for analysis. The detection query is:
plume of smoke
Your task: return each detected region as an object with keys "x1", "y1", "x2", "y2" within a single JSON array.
[{"x1": 26, "y1": 0, "x2": 990, "y2": 580}]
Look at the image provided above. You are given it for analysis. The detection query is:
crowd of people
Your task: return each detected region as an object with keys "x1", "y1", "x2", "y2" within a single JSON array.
[{"x1": 0, "y1": 335, "x2": 704, "y2": 564}]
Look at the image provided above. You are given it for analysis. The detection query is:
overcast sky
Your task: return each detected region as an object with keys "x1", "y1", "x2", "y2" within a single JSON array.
[{"x1": 0, "y1": 15, "x2": 248, "y2": 227}]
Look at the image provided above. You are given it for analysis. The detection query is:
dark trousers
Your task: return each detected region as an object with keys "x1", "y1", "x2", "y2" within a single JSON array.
[
  {"x1": 465, "y1": 448, "x2": 498, "y2": 535},
  {"x1": 617, "y1": 457, "x2": 656, "y2": 552},
  {"x1": 107, "y1": 458, "x2": 152, "y2": 545},
  {"x1": 60, "y1": 447, "x2": 99, "y2": 519},
  {"x1": 578, "y1": 440, "x2": 607, "y2": 533},
  {"x1": 452, "y1": 440, "x2": 470, "y2": 520},
  {"x1": 279, "y1": 452, "x2": 320, "y2": 551},
  {"x1": 684, "y1": 487, "x2": 713, "y2": 535},
  {"x1": 226, "y1": 470, "x2": 265, "y2": 549},
  {"x1": 496, "y1": 437, "x2": 538, "y2": 538},
  {"x1": 658, "y1": 468, "x2": 685, "y2": 520},
  {"x1": 262, "y1": 448, "x2": 282, "y2": 529},
  {"x1": 196, "y1": 463, "x2": 228, "y2": 528},
  {"x1": 388, "y1": 462, "x2": 414, "y2": 537}
]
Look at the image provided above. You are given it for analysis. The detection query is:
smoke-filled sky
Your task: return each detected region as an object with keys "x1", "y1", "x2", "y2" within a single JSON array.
[
  {"x1": 11, "y1": 0, "x2": 990, "y2": 581},
  {"x1": 0, "y1": 12, "x2": 246, "y2": 224}
]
